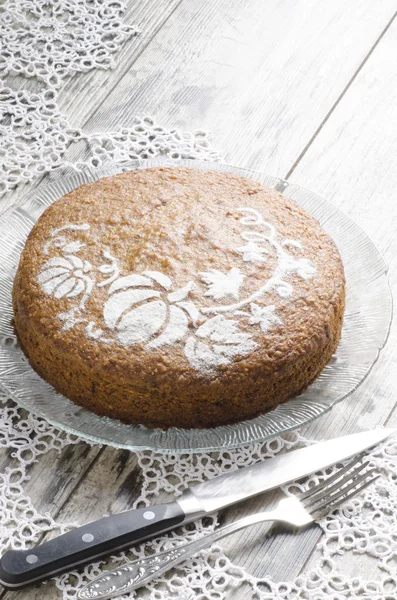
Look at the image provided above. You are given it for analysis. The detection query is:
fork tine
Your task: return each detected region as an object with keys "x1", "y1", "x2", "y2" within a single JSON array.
[
  {"x1": 301, "y1": 461, "x2": 370, "y2": 509},
  {"x1": 312, "y1": 474, "x2": 380, "y2": 520},
  {"x1": 308, "y1": 468, "x2": 378, "y2": 514},
  {"x1": 298, "y1": 454, "x2": 364, "y2": 501}
]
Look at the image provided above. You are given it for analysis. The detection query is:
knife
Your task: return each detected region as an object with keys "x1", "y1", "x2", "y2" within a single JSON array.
[{"x1": 0, "y1": 428, "x2": 394, "y2": 589}]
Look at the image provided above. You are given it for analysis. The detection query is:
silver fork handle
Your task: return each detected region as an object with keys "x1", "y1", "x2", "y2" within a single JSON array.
[{"x1": 78, "y1": 508, "x2": 280, "y2": 600}]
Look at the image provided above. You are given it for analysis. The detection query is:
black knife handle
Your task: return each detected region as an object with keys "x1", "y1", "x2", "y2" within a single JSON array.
[{"x1": 0, "y1": 501, "x2": 185, "y2": 589}]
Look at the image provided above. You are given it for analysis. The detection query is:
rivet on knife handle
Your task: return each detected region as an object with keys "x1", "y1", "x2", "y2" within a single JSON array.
[
  {"x1": 78, "y1": 454, "x2": 381, "y2": 599},
  {"x1": 0, "y1": 428, "x2": 394, "y2": 590},
  {"x1": 0, "y1": 502, "x2": 186, "y2": 589}
]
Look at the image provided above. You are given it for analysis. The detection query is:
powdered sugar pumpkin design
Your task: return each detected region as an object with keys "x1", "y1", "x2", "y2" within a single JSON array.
[
  {"x1": 36, "y1": 207, "x2": 316, "y2": 372},
  {"x1": 103, "y1": 273, "x2": 196, "y2": 348},
  {"x1": 37, "y1": 256, "x2": 92, "y2": 299}
]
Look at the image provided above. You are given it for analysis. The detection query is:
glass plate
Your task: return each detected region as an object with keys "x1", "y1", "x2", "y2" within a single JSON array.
[{"x1": 0, "y1": 159, "x2": 392, "y2": 453}]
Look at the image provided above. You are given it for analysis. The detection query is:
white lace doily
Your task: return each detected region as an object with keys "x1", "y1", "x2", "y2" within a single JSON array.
[
  {"x1": 0, "y1": 0, "x2": 139, "y2": 89},
  {"x1": 1, "y1": 388, "x2": 396, "y2": 600},
  {"x1": 1, "y1": 3, "x2": 395, "y2": 599}
]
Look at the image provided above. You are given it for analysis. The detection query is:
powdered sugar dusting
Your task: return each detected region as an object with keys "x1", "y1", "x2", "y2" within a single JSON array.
[
  {"x1": 201, "y1": 268, "x2": 244, "y2": 300},
  {"x1": 36, "y1": 208, "x2": 316, "y2": 373}
]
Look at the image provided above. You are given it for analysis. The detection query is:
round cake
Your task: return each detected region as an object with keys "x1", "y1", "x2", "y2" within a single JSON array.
[{"x1": 13, "y1": 167, "x2": 345, "y2": 429}]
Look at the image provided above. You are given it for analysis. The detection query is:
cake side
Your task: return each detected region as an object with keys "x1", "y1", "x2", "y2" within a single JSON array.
[{"x1": 13, "y1": 167, "x2": 345, "y2": 429}]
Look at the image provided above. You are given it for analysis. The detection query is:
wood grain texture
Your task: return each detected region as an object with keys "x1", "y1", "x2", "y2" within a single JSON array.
[
  {"x1": 278, "y1": 12, "x2": 397, "y2": 585},
  {"x1": 2, "y1": 0, "x2": 397, "y2": 598},
  {"x1": 81, "y1": 0, "x2": 397, "y2": 176},
  {"x1": 1, "y1": 0, "x2": 396, "y2": 218},
  {"x1": 0, "y1": 0, "x2": 182, "y2": 216},
  {"x1": 56, "y1": 0, "x2": 183, "y2": 126}
]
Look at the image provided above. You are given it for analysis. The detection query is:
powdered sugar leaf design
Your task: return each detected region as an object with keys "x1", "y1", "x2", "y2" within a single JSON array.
[
  {"x1": 279, "y1": 254, "x2": 317, "y2": 280},
  {"x1": 86, "y1": 322, "x2": 104, "y2": 340},
  {"x1": 196, "y1": 315, "x2": 251, "y2": 345},
  {"x1": 184, "y1": 317, "x2": 257, "y2": 371},
  {"x1": 246, "y1": 303, "x2": 282, "y2": 334},
  {"x1": 44, "y1": 224, "x2": 90, "y2": 255},
  {"x1": 201, "y1": 268, "x2": 244, "y2": 300},
  {"x1": 295, "y1": 258, "x2": 317, "y2": 280},
  {"x1": 237, "y1": 239, "x2": 268, "y2": 263},
  {"x1": 184, "y1": 338, "x2": 227, "y2": 370}
]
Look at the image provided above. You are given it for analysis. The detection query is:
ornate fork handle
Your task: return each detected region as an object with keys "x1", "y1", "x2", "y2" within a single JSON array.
[
  {"x1": 78, "y1": 508, "x2": 280, "y2": 599},
  {"x1": 79, "y1": 458, "x2": 379, "y2": 600}
]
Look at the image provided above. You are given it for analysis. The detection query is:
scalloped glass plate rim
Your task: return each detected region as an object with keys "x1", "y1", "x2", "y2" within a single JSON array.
[{"x1": 0, "y1": 158, "x2": 392, "y2": 453}]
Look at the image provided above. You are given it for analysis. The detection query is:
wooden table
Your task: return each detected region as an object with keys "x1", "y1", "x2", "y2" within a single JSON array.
[{"x1": 2, "y1": 1, "x2": 397, "y2": 597}]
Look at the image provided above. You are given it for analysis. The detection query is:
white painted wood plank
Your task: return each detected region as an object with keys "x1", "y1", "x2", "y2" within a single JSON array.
[
  {"x1": 2, "y1": 0, "x2": 395, "y2": 218},
  {"x1": 189, "y1": 10, "x2": 397, "y2": 591},
  {"x1": 0, "y1": 0, "x2": 182, "y2": 217},
  {"x1": 268, "y1": 14, "x2": 397, "y2": 586},
  {"x1": 81, "y1": 0, "x2": 397, "y2": 177},
  {"x1": 0, "y1": 446, "x2": 142, "y2": 600},
  {"x1": 56, "y1": 0, "x2": 183, "y2": 126},
  {"x1": 288, "y1": 14, "x2": 397, "y2": 436},
  {"x1": 0, "y1": 441, "x2": 100, "y2": 518}
]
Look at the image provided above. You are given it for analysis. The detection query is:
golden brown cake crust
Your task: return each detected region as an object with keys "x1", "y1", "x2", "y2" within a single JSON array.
[{"x1": 13, "y1": 167, "x2": 345, "y2": 429}]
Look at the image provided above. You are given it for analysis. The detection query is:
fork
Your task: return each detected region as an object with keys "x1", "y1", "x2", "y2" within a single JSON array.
[{"x1": 78, "y1": 456, "x2": 379, "y2": 600}]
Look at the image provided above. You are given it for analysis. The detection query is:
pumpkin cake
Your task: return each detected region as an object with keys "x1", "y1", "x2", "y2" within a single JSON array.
[{"x1": 12, "y1": 167, "x2": 345, "y2": 429}]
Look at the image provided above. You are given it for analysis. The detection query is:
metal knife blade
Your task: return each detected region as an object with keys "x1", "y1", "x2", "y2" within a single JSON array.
[
  {"x1": 0, "y1": 428, "x2": 394, "y2": 589},
  {"x1": 177, "y1": 428, "x2": 396, "y2": 515}
]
